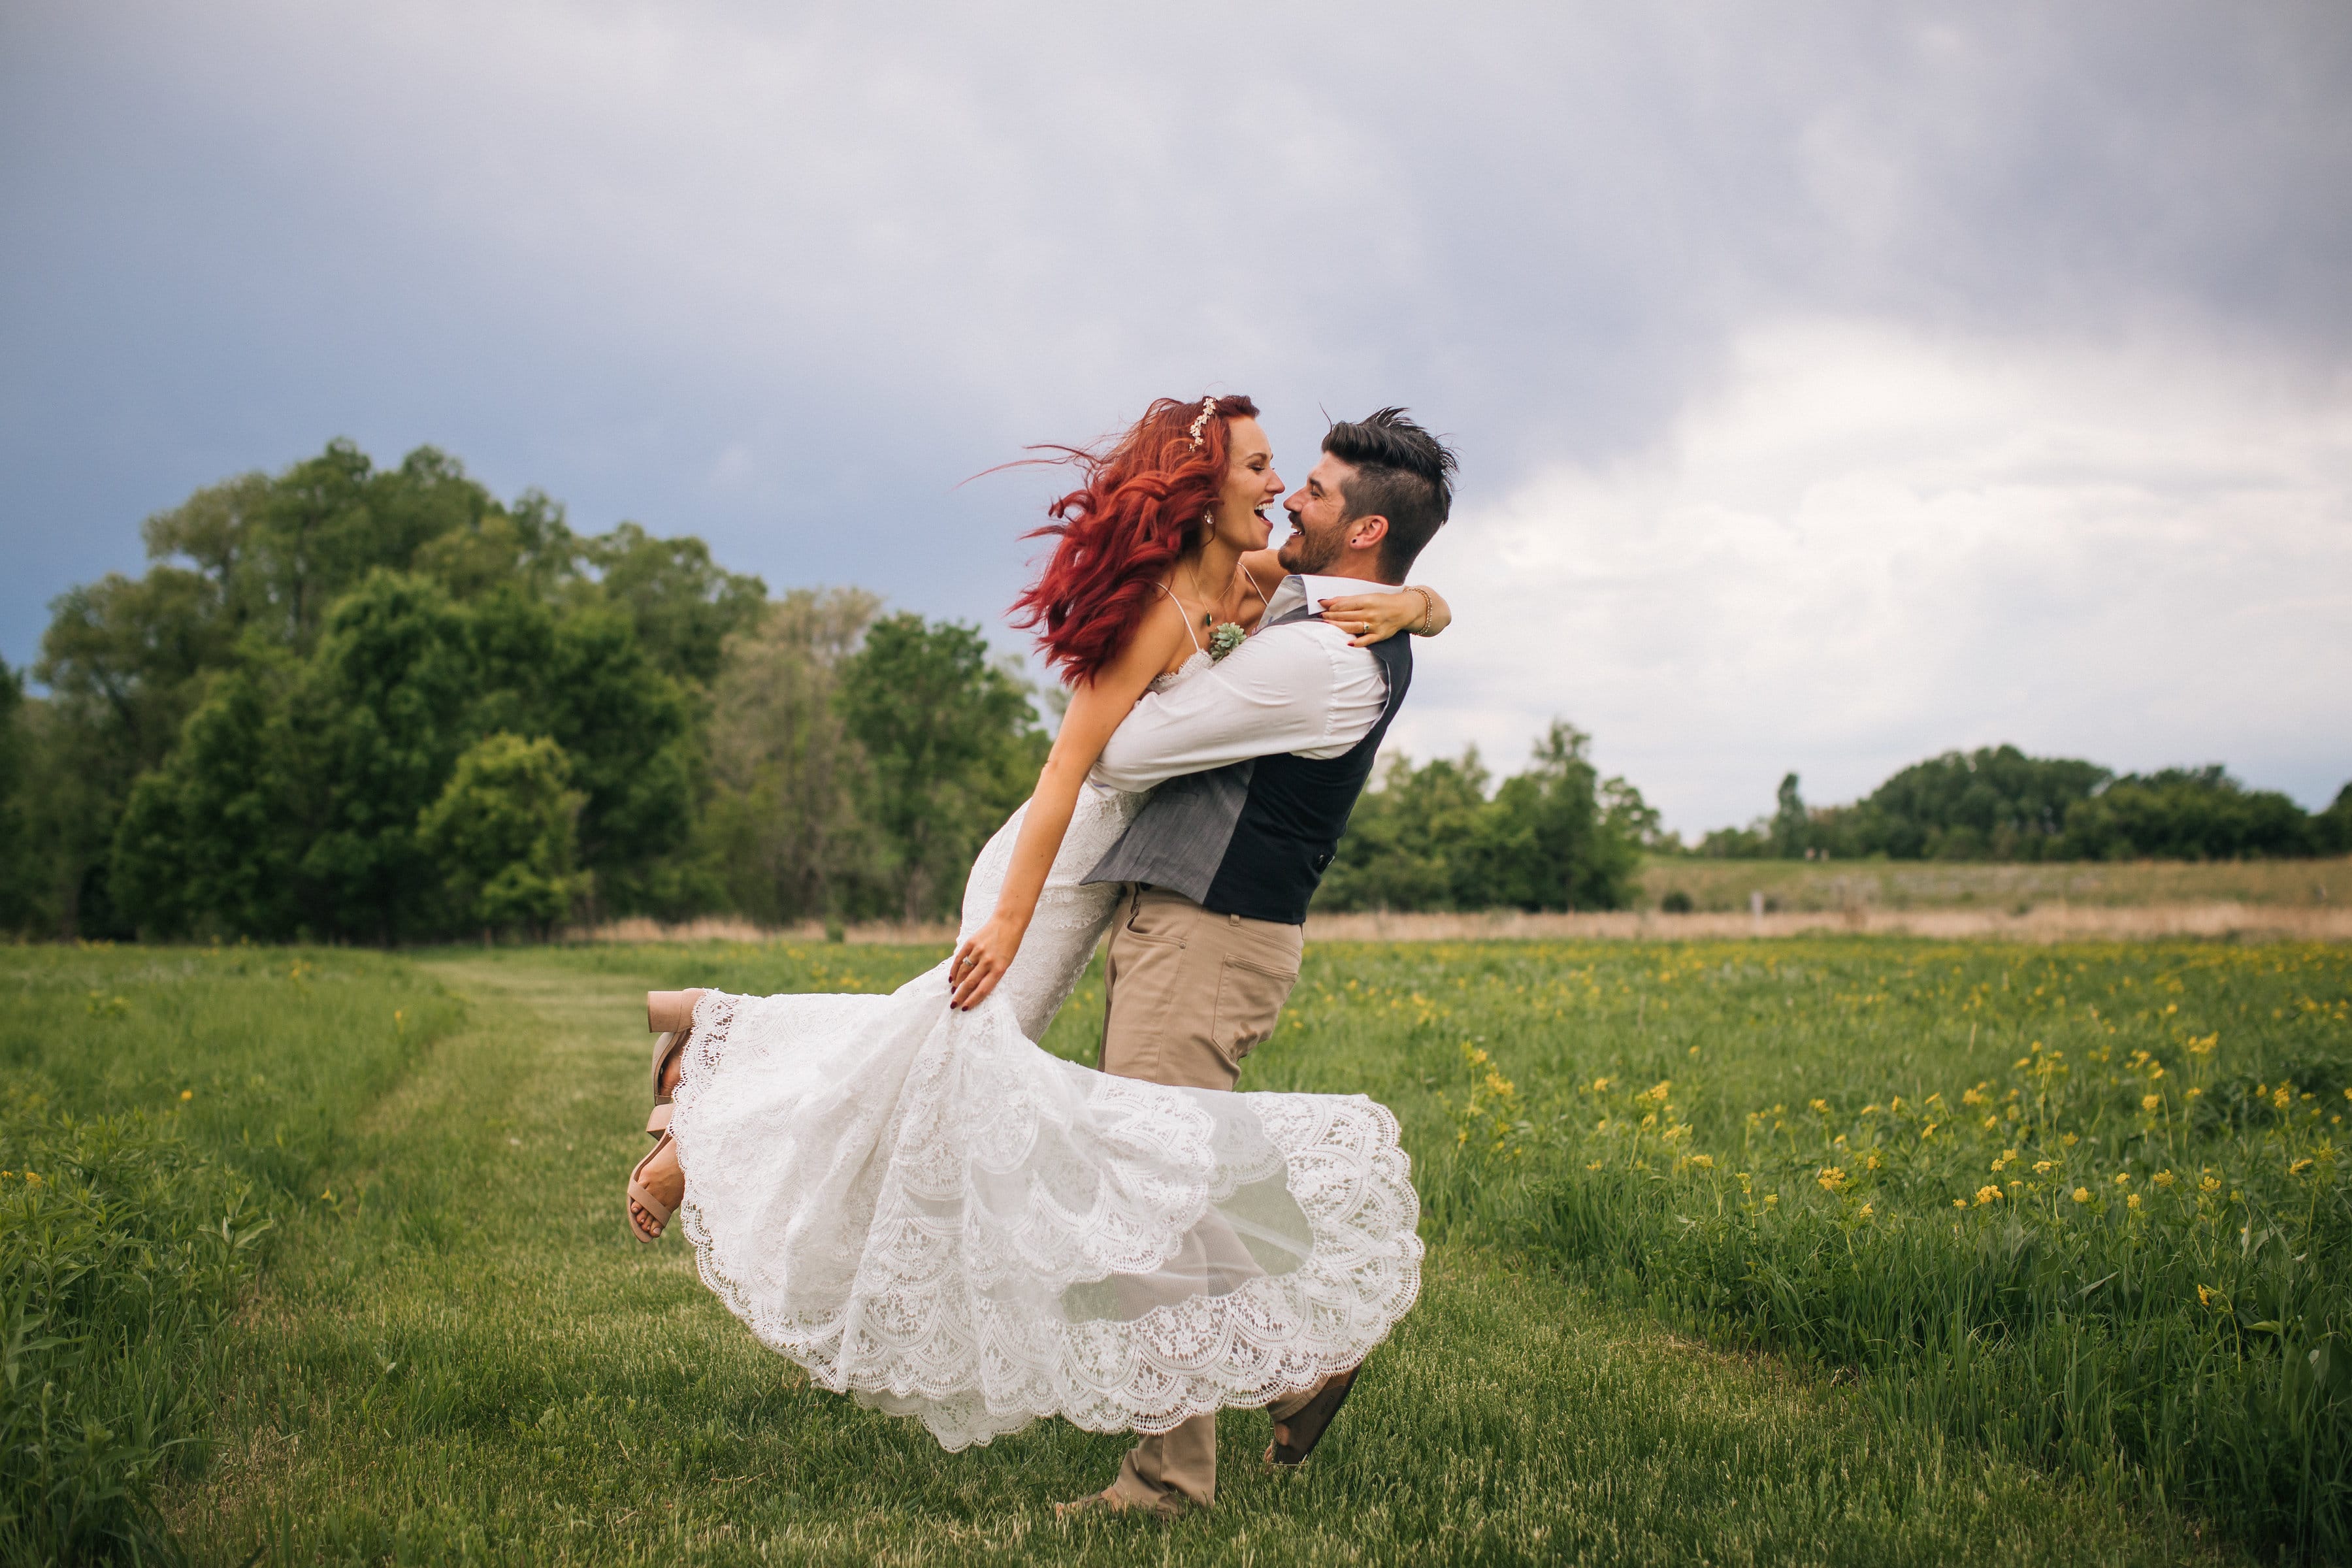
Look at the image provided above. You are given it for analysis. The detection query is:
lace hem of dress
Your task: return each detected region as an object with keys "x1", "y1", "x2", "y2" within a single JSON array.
[{"x1": 673, "y1": 989, "x2": 1424, "y2": 1452}]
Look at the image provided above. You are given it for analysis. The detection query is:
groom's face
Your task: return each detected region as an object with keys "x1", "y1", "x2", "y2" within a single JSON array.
[{"x1": 1279, "y1": 455, "x2": 1362, "y2": 574}]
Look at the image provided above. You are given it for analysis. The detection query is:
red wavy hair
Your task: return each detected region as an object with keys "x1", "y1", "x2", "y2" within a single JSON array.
[{"x1": 1009, "y1": 393, "x2": 1259, "y2": 683}]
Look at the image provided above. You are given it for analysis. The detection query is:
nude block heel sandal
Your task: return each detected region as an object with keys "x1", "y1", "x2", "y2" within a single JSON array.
[
  {"x1": 644, "y1": 989, "x2": 703, "y2": 1139},
  {"x1": 627, "y1": 989, "x2": 703, "y2": 1243}
]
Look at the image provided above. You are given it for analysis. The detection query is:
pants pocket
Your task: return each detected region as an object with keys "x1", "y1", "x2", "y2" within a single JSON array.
[{"x1": 1211, "y1": 954, "x2": 1298, "y2": 1063}]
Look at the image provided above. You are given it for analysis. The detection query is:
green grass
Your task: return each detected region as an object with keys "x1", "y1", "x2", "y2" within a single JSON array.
[
  {"x1": 6, "y1": 936, "x2": 2345, "y2": 1562},
  {"x1": 0, "y1": 943, "x2": 463, "y2": 1561}
]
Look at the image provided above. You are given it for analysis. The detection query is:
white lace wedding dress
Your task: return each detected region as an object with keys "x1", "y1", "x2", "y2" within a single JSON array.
[{"x1": 666, "y1": 657, "x2": 1422, "y2": 1450}]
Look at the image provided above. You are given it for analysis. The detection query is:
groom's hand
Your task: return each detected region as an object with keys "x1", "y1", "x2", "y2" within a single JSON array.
[{"x1": 949, "y1": 910, "x2": 1028, "y2": 1011}]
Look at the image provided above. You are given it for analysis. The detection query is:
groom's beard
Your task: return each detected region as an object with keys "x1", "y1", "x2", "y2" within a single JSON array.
[{"x1": 1277, "y1": 512, "x2": 1343, "y2": 574}]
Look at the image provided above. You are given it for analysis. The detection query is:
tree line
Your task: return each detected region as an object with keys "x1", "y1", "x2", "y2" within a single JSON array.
[
  {"x1": 1692, "y1": 745, "x2": 2352, "y2": 863},
  {"x1": 7, "y1": 442, "x2": 2336, "y2": 943},
  {"x1": 1, "y1": 439, "x2": 1640, "y2": 941},
  {"x1": 0, "y1": 442, "x2": 1043, "y2": 941}
]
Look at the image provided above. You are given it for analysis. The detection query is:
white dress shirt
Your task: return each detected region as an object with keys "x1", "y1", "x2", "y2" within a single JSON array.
[{"x1": 1090, "y1": 574, "x2": 1391, "y2": 792}]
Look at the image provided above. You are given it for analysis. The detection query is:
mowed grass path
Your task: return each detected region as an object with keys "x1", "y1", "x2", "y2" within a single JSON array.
[{"x1": 152, "y1": 947, "x2": 2232, "y2": 1567}]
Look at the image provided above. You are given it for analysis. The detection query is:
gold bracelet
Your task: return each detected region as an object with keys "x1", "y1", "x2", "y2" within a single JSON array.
[{"x1": 1408, "y1": 585, "x2": 1435, "y2": 636}]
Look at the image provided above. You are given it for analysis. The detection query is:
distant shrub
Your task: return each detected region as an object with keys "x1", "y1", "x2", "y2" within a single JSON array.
[{"x1": 1319, "y1": 720, "x2": 1654, "y2": 913}]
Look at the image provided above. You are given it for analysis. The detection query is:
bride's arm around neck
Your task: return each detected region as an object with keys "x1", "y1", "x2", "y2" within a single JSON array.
[{"x1": 945, "y1": 596, "x2": 1190, "y2": 1010}]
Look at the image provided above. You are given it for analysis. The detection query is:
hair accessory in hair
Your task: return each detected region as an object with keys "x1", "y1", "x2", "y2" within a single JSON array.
[{"x1": 1186, "y1": 396, "x2": 1218, "y2": 451}]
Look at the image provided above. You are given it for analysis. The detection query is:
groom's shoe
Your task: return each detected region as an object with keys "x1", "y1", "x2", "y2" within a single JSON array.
[
  {"x1": 1264, "y1": 1365, "x2": 1360, "y2": 1467},
  {"x1": 1054, "y1": 1486, "x2": 1187, "y2": 1522}
]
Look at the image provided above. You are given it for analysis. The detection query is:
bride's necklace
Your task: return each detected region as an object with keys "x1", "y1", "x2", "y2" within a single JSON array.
[{"x1": 1185, "y1": 558, "x2": 1219, "y2": 630}]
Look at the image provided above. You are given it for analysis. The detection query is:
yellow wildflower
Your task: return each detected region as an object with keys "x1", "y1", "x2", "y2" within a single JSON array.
[
  {"x1": 2200, "y1": 1175, "x2": 2221, "y2": 1193},
  {"x1": 1859, "y1": 1203, "x2": 1874, "y2": 1218},
  {"x1": 179, "y1": 1089, "x2": 193, "y2": 1102},
  {"x1": 1586, "y1": 1161, "x2": 1603, "y2": 1171},
  {"x1": 2153, "y1": 1170, "x2": 2176, "y2": 1188},
  {"x1": 2127, "y1": 1193, "x2": 2142, "y2": 1210},
  {"x1": 2289, "y1": 1158, "x2": 2315, "y2": 1177},
  {"x1": 1763, "y1": 1194, "x2": 1779, "y2": 1206},
  {"x1": 1974, "y1": 1185, "x2": 2002, "y2": 1205},
  {"x1": 2072, "y1": 1188, "x2": 2090, "y2": 1203},
  {"x1": 1953, "y1": 1198, "x2": 1968, "y2": 1209},
  {"x1": 2114, "y1": 1172, "x2": 2132, "y2": 1186},
  {"x1": 2141, "y1": 1094, "x2": 2161, "y2": 1111},
  {"x1": 1865, "y1": 1151, "x2": 1882, "y2": 1170},
  {"x1": 2033, "y1": 1160, "x2": 2053, "y2": 1175},
  {"x1": 1690, "y1": 1154, "x2": 1714, "y2": 1170},
  {"x1": 1818, "y1": 1167, "x2": 1846, "y2": 1192}
]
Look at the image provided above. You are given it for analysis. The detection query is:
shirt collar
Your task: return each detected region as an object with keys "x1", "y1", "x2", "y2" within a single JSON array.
[{"x1": 1265, "y1": 573, "x2": 1379, "y2": 621}]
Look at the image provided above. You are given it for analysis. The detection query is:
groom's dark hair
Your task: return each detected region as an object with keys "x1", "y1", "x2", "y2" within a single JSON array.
[{"x1": 1323, "y1": 408, "x2": 1457, "y2": 580}]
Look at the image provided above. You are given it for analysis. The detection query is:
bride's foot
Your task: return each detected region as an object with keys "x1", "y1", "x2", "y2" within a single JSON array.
[
  {"x1": 644, "y1": 990, "x2": 704, "y2": 1139},
  {"x1": 627, "y1": 1132, "x2": 683, "y2": 1243}
]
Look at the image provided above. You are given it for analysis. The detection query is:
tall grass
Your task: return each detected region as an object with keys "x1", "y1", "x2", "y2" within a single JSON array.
[
  {"x1": 0, "y1": 945, "x2": 461, "y2": 1561},
  {"x1": 1328, "y1": 939, "x2": 2347, "y2": 1557}
]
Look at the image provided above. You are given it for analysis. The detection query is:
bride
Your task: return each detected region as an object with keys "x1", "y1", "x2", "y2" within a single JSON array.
[{"x1": 622, "y1": 393, "x2": 1449, "y2": 1454}]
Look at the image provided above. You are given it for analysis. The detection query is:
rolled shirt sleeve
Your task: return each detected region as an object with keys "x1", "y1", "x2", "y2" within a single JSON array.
[{"x1": 1091, "y1": 576, "x2": 1392, "y2": 792}]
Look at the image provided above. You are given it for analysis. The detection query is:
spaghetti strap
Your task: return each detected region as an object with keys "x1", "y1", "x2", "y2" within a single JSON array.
[{"x1": 1153, "y1": 581, "x2": 1207, "y2": 653}]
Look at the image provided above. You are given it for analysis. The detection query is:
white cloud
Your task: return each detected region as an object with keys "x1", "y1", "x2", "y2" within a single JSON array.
[{"x1": 1397, "y1": 319, "x2": 2352, "y2": 830}]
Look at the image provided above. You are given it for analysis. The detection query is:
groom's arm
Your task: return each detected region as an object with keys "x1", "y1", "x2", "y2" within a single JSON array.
[{"x1": 1090, "y1": 623, "x2": 1387, "y2": 792}]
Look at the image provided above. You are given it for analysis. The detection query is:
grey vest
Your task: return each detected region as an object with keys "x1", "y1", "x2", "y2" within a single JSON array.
[{"x1": 1082, "y1": 606, "x2": 1413, "y2": 924}]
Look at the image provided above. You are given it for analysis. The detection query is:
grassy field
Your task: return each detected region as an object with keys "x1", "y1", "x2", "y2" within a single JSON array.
[
  {"x1": 2, "y1": 936, "x2": 2345, "y2": 1563},
  {"x1": 1637, "y1": 855, "x2": 2352, "y2": 913}
]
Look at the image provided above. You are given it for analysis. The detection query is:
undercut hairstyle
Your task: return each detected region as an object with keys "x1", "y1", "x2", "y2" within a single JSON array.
[{"x1": 1322, "y1": 408, "x2": 1457, "y2": 580}]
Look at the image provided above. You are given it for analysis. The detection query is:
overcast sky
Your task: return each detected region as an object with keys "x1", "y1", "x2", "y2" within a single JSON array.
[{"x1": 4, "y1": 1, "x2": 2347, "y2": 832}]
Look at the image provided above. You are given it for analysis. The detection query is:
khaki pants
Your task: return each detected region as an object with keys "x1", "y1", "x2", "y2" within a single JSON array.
[{"x1": 1096, "y1": 885, "x2": 1320, "y2": 1512}]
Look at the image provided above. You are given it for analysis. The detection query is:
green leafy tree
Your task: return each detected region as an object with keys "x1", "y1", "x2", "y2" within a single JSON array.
[
  {"x1": 110, "y1": 652, "x2": 309, "y2": 939},
  {"x1": 409, "y1": 489, "x2": 582, "y2": 604},
  {"x1": 1770, "y1": 772, "x2": 1809, "y2": 859},
  {"x1": 418, "y1": 733, "x2": 589, "y2": 938},
  {"x1": 2059, "y1": 767, "x2": 2315, "y2": 861},
  {"x1": 30, "y1": 565, "x2": 234, "y2": 934},
  {"x1": 698, "y1": 589, "x2": 883, "y2": 924},
  {"x1": 467, "y1": 589, "x2": 696, "y2": 916},
  {"x1": 1318, "y1": 751, "x2": 1494, "y2": 911},
  {"x1": 293, "y1": 572, "x2": 482, "y2": 942},
  {"x1": 0, "y1": 659, "x2": 35, "y2": 932},
  {"x1": 1472, "y1": 721, "x2": 1649, "y2": 909},
  {"x1": 2317, "y1": 783, "x2": 2352, "y2": 856},
  {"x1": 836, "y1": 614, "x2": 1043, "y2": 922},
  {"x1": 1320, "y1": 721, "x2": 1650, "y2": 912},
  {"x1": 582, "y1": 522, "x2": 767, "y2": 689},
  {"x1": 1850, "y1": 745, "x2": 2110, "y2": 860}
]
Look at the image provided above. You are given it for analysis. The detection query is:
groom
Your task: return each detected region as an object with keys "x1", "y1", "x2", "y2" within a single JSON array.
[{"x1": 1060, "y1": 407, "x2": 1456, "y2": 1518}]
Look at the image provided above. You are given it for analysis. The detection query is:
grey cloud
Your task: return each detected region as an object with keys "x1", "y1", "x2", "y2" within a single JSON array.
[{"x1": 3, "y1": 0, "x2": 2345, "y2": 811}]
